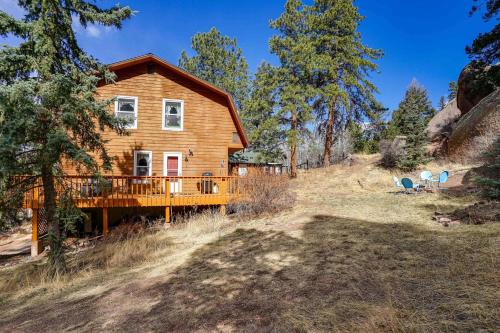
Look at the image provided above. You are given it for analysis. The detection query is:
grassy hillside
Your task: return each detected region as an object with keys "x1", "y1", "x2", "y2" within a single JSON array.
[{"x1": 0, "y1": 155, "x2": 498, "y2": 332}]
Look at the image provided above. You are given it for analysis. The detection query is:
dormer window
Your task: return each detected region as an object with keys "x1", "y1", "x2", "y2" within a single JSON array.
[
  {"x1": 115, "y1": 96, "x2": 138, "y2": 129},
  {"x1": 162, "y1": 99, "x2": 184, "y2": 131}
]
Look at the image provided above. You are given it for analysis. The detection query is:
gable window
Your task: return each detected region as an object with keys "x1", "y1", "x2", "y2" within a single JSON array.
[
  {"x1": 115, "y1": 96, "x2": 138, "y2": 129},
  {"x1": 162, "y1": 99, "x2": 184, "y2": 131},
  {"x1": 134, "y1": 151, "x2": 152, "y2": 176}
]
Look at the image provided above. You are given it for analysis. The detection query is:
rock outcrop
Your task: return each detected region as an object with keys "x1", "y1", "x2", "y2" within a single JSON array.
[
  {"x1": 457, "y1": 63, "x2": 499, "y2": 115},
  {"x1": 426, "y1": 98, "x2": 461, "y2": 156},
  {"x1": 448, "y1": 88, "x2": 500, "y2": 161}
]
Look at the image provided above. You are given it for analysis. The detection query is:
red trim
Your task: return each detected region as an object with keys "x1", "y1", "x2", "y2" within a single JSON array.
[{"x1": 107, "y1": 54, "x2": 248, "y2": 147}]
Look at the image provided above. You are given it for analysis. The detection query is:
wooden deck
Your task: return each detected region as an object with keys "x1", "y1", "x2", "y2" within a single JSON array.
[
  {"x1": 24, "y1": 176, "x2": 242, "y2": 256},
  {"x1": 22, "y1": 176, "x2": 239, "y2": 209}
]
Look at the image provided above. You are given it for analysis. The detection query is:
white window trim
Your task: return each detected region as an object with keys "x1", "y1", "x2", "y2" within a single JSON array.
[
  {"x1": 133, "y1": 150, "x2": 152, "y2": 176},
  {"x1": 162, "y1": 98, "x2": 184, "y2": 131},
  {"x1": 163, "y1": 152, "x2": 183, "y2": 176},
  {"x1": 115, "y1": 96, "x2": 138, "y2": 129}
]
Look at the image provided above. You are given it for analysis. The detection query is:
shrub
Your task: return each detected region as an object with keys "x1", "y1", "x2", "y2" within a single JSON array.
[
  {"x1": 474, "y1": 135, "x2": 500, "y2": 200},
  {"x1": 229, "y1": 172, "x2": 295, "y2": 217},
  {"x1": 379, "y1": 137, "x2": 406, "y2": 168}
]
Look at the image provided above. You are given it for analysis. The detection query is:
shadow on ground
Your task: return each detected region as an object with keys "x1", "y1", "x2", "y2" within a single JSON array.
[{"x1": 1, "y1": 215, "x2": 497, "y2": 332}]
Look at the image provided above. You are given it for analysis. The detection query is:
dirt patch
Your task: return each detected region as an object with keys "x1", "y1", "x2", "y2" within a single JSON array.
[
  {"x1": 0, "y1": 224, "x2": 32, "y2": 267},
  {"x1": 451, "y1": 201, "x2": 500, "y2": 224}
]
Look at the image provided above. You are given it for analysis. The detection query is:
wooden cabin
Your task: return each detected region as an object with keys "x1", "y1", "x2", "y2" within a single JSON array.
[
  {"x1": 27, "y1": 54, "x2": 249, "y2": 255},
  {"x1": 229, "y1": 151, "x2": 286, "y2": 176}
]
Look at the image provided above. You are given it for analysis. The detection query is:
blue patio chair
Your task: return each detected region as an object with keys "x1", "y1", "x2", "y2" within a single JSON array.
[
  {"x1": 420, "y1": 170, "x2": 433, "y2": 188},
  {"x1": 401, "y1": 178, "x2": 422, "y2": 193},
  {"x1": 393, "y1": 176, "x2": 403, "y2": 188},
  {"x1": 432, "y1": 171, "x2": 449, "y2": 189}
]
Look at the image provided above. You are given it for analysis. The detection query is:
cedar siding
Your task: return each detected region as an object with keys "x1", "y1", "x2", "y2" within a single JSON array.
[{"x1": 64, "y1": 55, "x2": 246, "y2": 177}]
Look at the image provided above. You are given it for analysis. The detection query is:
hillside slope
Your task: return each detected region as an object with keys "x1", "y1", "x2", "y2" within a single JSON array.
[{"x1": 0, "y1": 156, "x2": 498, "y2": 332}]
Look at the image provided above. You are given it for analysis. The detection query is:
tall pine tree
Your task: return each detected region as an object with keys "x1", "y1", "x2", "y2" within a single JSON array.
[
  {"x1": 0, "y1": 1, "x2": 132, "y2": 274},
  {"x1": 179, "y1": 27, "x2": 250, "y2": 111},
  {"x1": 243, "y1": 63, "x2": 285, "y2": 162},
  {"x1": 269, "y1": 0, "x2": 315, "y2": 177},
  {"x1": 390, "y1": 80, "x2": 435, "y2": 171},
  {"x1": 306, "y1": 0, "x2": 382, "y2": 166}
]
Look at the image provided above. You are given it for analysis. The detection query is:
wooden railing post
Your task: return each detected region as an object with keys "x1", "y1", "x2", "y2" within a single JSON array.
[
  {"x1": 31, "y1": 208, "x2": 42, "y2": 256},
  {"x1": 165, "y1": 178, "x2": 171, "y2": 224},
  {"x1": 103, "y1": 207, "x2": 109, "y2": 236},
  {"x1": 219, "y1": 177, "x2": 228, "y2": 215}
]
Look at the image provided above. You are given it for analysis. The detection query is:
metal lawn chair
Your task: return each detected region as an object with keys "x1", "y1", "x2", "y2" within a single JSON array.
[
  {"x1": 401, "y1": 178, "x2": 422, "y2": 194},
  {"x1": 393, "y1": 176, "x2": 403, "y2": 188},
  {"x1": 420, "y1": 170, "x2": 433, "y2": 188},
  {"x1": 431, "y1": 171, "x2": 449, "y2": 189}
]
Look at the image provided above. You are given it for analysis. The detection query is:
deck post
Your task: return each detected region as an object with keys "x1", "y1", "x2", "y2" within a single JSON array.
[
  {"x1": 31, "y1": 209, "x2": 42, "y2": 257},
  {"x1": 103, "y1": 207, "x2": 109, "y2": 236},
  {"x1": 219, "y1": 204, "x2": 227, "y2": 216},
  {"x1": 165, "y1": 206, "x2": 171, "y2": 224}
]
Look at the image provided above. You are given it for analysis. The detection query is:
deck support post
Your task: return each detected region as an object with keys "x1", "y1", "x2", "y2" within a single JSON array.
[
  {"x1": 31, "y1": 209, "x2": 42, "y2": 257},
  {"x1": 103, "y1": 207, "x2": 109, "y2": 236},
  {"x1": 165, "y1": 206, "x2": 171, "y2": 224}
]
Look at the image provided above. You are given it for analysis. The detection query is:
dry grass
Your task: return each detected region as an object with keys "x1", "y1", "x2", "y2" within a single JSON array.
[
  {"x1": 0, "y1": 210, "x2": 234, "y2": 301},
  {"x1": 0, "y1": 154, "x2": 498, "y2": 332}
]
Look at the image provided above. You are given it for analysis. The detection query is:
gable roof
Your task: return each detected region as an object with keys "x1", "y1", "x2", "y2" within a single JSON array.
[{"x1": 107, "y1": 53, "x2": 248, "y2": 147}]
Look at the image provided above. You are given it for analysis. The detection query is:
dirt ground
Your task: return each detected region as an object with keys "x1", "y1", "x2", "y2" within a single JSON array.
[
  {"x1": 0, "y1": 155, "x2": 498, "y2": 332},
  {"x1": 0, "y1": 224, "x2": 32, "y2": 267}
]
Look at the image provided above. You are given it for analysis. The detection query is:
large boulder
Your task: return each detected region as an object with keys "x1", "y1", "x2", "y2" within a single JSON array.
[
  {"x1": 457, "y1": 62, "x2": 499, "y2": 115},
  {"x1": 426, "y1": 98, "x2": 461, "y2": 156},
  {"x1": 427, "y1": 98, "x2": 461, "y2": 140},
  {"x1": 448, "y1": 88, "x2": 500, "y2": 161}
]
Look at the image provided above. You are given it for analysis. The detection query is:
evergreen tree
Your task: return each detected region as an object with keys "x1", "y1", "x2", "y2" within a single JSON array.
[
  {"x1": 306, "y1": 0, "x2": 383, "y2": 166},
  {"x1": 348, "y1": 122, "x2": 365, "y2": 153},
  {"x1": 243, "y1": 63, "x2": 285, "y2": 162},
  {"x1": 448, "y1": 81, "x2": 458, "y2": 100},
  {"x1": 438, "y1": 96, "x2": 447, "y2": 111},
  {"x1": 468, "y1": 0, "x2": 499, "y2": 64},
  {"x1": 269, "y1": 0, "x2": 315, "y2": 178},
  {"x1": 0, "y1": 1, "x2": 132, "y2": 274},
  {"x1": 474, "y1": 135, "x2": 500, "y2": 200},
  {"x1": 179, "y1": 27, "x2": 250, "y2": 111},
  {"x1": 390, "y1": 81, "x2": 434, "y2": 171}
]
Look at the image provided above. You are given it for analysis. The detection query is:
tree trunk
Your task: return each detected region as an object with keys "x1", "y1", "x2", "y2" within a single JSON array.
[
  {"x1": 41, "y1": 164, "x2": 66, "y2": 275},
  {"x1": 290, "y1": 113, "x2": 298, "y2": 178},
  {"x1": 323, "y1": 103, "x2": 336, "y2": 167}
]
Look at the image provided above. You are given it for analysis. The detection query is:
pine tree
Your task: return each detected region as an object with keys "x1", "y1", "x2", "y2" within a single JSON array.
[
  {"x1": 467, "y1": 0, "x2": 499, "y2": 64},
  {"x1": 448, "y1": 81, "x2": 458, "y2": 100},
  {"x1": 306, "y1": 0, "x2": 383, "y2": 166},
  {"x1": 0, "y1": 1, "x2": 132, "y2": 274},
  {"x1": 390, "y1": 80, "x2": 434, "y2": 171},
  {"x1": 269, "y1": 0, "x2": 315, "y2": 178},
  {"x1": 243, "y1": 63, "x2": 285, "y2": 162},
  {"x1": 179, "y1": 27, "x2": 250, "y2": 111},
  {"x1": 438, "y1": 96, "x2": 447, "y2": 111}
]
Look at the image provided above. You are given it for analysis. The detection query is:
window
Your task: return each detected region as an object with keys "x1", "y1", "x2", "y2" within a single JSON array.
[
  {"x1": 115, "y1": 96, "x2": 138, "y2": 129},
  {"x1": 162, "y1": 99, "x2": 183, "y2": 131},
  {"x1": 134, "y1": 151, "x2": 152, "y2": 176},
  {"x1": 238, "y1": 164, "x2": 248, "y2": 176}
]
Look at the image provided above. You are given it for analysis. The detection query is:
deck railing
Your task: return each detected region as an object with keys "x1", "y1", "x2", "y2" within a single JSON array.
[{"x1": 20, "y1": 175, "x2": 244, "y2": 209}]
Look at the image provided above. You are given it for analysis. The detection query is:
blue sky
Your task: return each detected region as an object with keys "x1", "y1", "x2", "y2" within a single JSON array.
[{"x1": 0, "y1": 0, "x2": 495, "y2": 114}]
